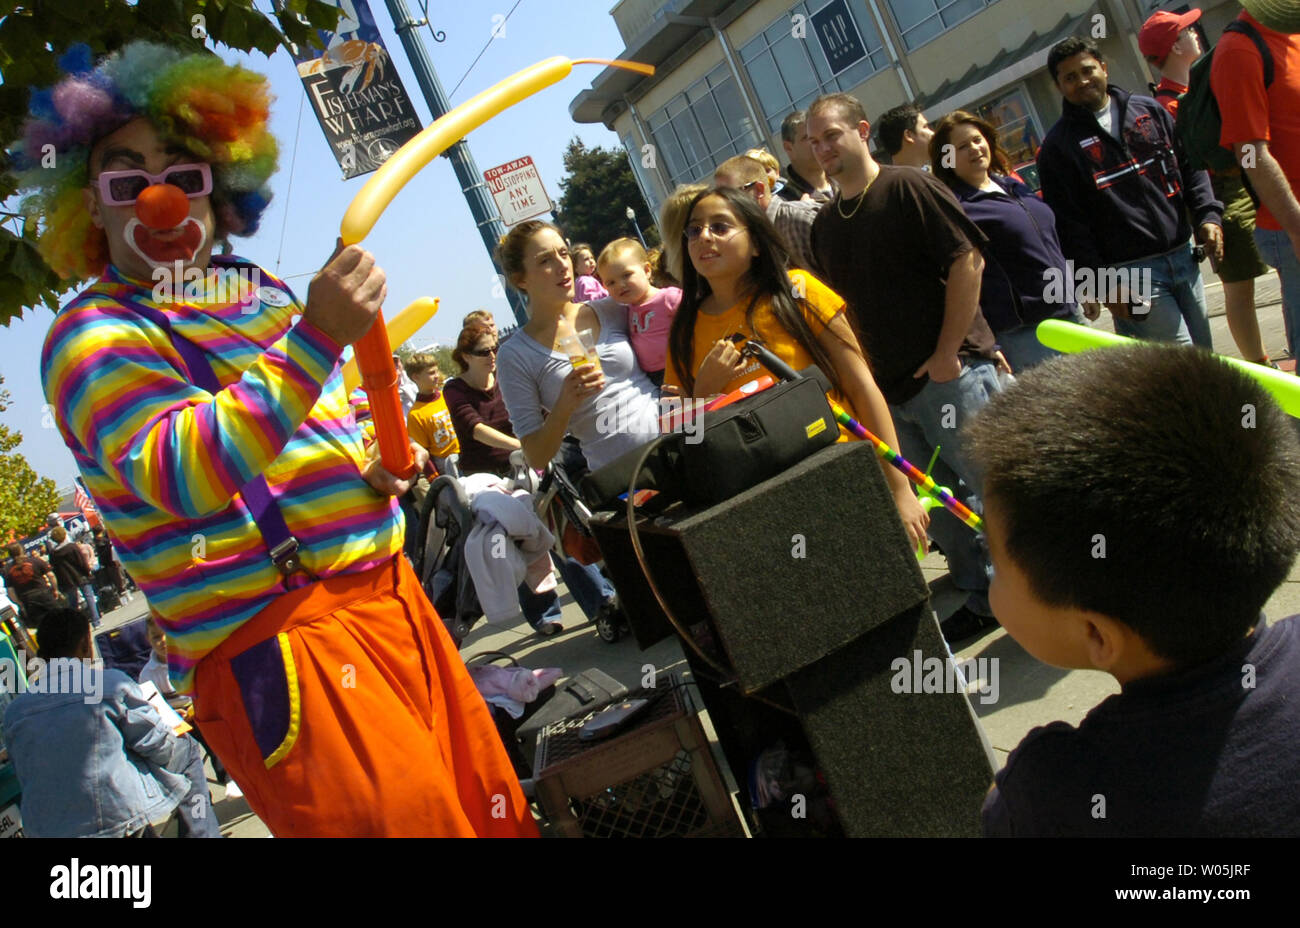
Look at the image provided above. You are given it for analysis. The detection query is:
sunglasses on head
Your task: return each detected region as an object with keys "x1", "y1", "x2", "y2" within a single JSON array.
[
  {"x1": 467, "y1": 345, "x2": 499, "y2": 357},
  {"x1": 95, "y1": 163, "x2": 213, "y2": 206}
]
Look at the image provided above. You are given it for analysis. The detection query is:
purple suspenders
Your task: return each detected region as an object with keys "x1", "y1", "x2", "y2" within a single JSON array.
[{"x1": 118, "y1": 274, "x2": 311, "y2": 580}]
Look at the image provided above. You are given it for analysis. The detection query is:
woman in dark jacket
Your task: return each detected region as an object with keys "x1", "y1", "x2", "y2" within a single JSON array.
[{"x1": 931, "y1": 111, "x2": 1081, "y2": 371}]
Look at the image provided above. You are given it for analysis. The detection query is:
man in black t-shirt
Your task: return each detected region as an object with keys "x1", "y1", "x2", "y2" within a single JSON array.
[
  {"x1": 3, "y1": 542, "x2": 60, "y2": 629},
  {"x1": 807, "y1": 91, "x2": 1005, "y2": 645}
]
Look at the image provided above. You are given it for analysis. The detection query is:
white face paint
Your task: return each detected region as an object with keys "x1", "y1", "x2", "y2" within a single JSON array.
[{"x1": 123, "y1": 216, "x2": 208, "y2": 270}]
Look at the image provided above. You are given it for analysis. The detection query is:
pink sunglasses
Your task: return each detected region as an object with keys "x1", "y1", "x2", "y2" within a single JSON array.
[{"x1": 95, "y1": 163, "x2": 213, "y2": 206}]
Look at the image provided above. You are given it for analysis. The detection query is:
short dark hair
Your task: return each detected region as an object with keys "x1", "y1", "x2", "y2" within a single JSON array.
[
  {"x1": 780, "y1": 109, "x2": 807, "y2": 145},
  {"x1": 807, "y1": 92, "x2": 868, "y2": 129},
  {"x1": 876, "y1": 103, "x2": 922, "y2": 156},
  {"x1": 35, "y1": 606, "x2": 92, "y2": 660},
  {"x1": 966, "y1": 345, "x2": 1300, "y2": 668},
  {"x1": 6, "y1": 542, "x2": 22, "y2": 559},
  {"x1": 1047, "y1": 36, "x2": 1104, "y2": 83}
]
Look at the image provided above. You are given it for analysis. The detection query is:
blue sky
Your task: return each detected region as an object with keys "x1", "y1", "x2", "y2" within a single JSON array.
[{"x1": 3, "y1": 0, "x2": 630, "y2": 489}]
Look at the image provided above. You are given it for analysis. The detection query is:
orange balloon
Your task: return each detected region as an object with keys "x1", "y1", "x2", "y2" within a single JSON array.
[{"x1": 135, "y1": 184, "x2": 190, "y2": 229}]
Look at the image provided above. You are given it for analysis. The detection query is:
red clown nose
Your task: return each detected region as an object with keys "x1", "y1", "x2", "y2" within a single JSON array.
[{"x1": 134, "y1": 183, "x2": 191, "y2": 230}]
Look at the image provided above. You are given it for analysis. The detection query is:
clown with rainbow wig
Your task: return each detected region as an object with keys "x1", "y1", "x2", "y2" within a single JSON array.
[{"x1": 23, "y1": 40, "x2": 535, "y2": 838}]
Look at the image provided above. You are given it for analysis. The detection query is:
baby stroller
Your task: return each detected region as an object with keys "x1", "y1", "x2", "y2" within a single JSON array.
[
  {"x1": 413, "y1": 466, "x2": 480, "y2": 646},
  {"x1": 411, "y1": 445, "x2": 628, "y2": 646}
]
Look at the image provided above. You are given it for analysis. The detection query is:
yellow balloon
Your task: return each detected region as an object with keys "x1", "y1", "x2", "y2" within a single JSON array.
[
  {"x1": 340, "y1": 57, "x2": 652, "y2": 246},
  {"x1": 335, "y1": 56, "x2": 652, "y2": 395},
  {"x1": 342, "y1": 296, "x2": 441, "y2": 393}
]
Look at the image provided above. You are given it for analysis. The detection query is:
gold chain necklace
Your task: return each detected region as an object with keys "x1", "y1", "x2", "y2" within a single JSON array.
[{"x1": 836, "y1": 166, "x2": 880, "y2": 220}]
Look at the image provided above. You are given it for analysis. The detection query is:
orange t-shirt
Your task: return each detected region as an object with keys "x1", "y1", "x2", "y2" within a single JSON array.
[
  {"x1": 407, "y1": 393, "x2": 460, "y2": 459},
  {"x1": 1212, "y1": 11, "x2": 1300, "y2": 230},
  {"x1": 663, "y1": 269, "x2": 860, "y2": 441}
]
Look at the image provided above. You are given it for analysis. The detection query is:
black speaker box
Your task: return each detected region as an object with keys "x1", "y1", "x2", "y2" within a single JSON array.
[
  {"x1": 590, "y1": 440, "x2": 995, "y2": 836},
  {"x1": 591, "y1": 441, "x2": 931, "y2": 693},
  {"x1": 786, "y1": 605, "x2": 994, "y2": 836}
]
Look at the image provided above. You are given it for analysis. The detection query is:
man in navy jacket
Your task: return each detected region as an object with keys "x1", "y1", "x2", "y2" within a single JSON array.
[{"x1": 1037, "y1": 36, "x2": 1223, "y2": 347}]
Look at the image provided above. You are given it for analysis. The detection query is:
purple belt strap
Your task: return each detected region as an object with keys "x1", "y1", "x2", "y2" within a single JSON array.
[{"x1": 121, "y1": 295, "x2": 307, "y2": 578}]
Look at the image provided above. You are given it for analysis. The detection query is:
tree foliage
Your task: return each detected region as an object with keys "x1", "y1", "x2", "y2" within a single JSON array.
[
  {"x1": 0, "y1": 0, "x2": 343, "y2": 327},
  {"x1": 554, "y1": 138, "x2": 658, "y2": 256},
  {"x1": 0, "y1": 376, "x2": 61, "y2": 540},
  {"x1": 395, "y1": 340, "x2": 456, "y2": 379}
]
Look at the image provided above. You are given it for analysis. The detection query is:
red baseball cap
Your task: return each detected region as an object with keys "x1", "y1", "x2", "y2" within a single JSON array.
[{"x1": 1139, "y1": 9, "x2": 1203, "y2": 61}]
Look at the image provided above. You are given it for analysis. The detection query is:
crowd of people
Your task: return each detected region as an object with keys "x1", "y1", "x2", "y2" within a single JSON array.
[
  {"x1": 4, "y1": 524, "x2": 135, "y2": 632},
  {"x1": 3, "y1": 0, "x2": 1300, "y2": 839}
]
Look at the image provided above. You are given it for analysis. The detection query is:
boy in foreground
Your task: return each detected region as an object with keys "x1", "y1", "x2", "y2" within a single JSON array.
[{"x1": 966, "y1": 344, "x2": 1300, "y2": 836}]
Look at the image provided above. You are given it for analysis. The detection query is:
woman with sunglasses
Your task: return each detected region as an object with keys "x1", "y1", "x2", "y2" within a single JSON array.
[
  {"x1": 442, "y1": 322, "x2": 521, "y2": 479},
  {"x1": 442, "y1": 319, "x2": 620, "y2": 635},
  {"x1": 442, "y1": 320, "x2": 555, "y2": 635},
  {"x1": 665, "y1": 187, "x2": 929, "y2": 551}
]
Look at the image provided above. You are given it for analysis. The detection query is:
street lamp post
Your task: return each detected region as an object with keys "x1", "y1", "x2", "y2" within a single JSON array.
[{"x1": 625, "y1": 206, "x2": 647, "y2": 249}]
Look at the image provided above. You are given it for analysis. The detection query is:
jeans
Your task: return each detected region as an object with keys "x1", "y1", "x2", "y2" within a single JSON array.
[
  {"x1": 175, "y1": 735, "x2": 222, "y2": 838},
  {"x1": 996, "y1": 323, "x2": 1064, "y2": 372},
  {"x1": 519, "y1": 554, "x2": 615, "y2": 629},
  {"x1": 78, "y1": 582, "x2": 101, "y2": 626},
  {"x1": 1253, "y1": 227, "x2": 1300, "y2": 361},
  {"x1": 889, "y1": 359, "x2": 1003, "y2": 616},
  {"x1": 1110, "y1": 244, "x2": 1213, "y2": 349}
]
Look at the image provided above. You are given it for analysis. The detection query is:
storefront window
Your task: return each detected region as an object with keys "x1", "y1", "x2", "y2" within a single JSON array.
[
  {"x1": 643, "y1": 64, "x2": 762, "y2": 189},
  {"x1": 887, "y1": 0, "x2": 995, "y2": 52},
  {"x1": 740, "y1": 1, "x2": 890, "y2": 135}
]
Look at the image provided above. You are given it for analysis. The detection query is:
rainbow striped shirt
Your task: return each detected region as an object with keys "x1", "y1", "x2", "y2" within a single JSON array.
[{"x1": 41, "y1": 258, "x2": 404, "y2": 693}]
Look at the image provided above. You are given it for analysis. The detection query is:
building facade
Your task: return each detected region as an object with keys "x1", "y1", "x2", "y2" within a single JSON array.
[{"x1": 571, "y1": 0, "x2": 1244, "y2": 213}]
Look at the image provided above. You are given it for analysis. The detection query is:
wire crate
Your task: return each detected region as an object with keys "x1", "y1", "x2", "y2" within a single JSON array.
[{"x1": 533, "y1": 677, "x2": 743, "y2": 838}]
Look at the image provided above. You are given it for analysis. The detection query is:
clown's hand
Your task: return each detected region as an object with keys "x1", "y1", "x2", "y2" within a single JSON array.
[
  {"x1": 361, "y1": 440, "x2": 428, "y2": 496},
  {"x1": 305, "y1": 240, "x2": 388, "y2": 348}
]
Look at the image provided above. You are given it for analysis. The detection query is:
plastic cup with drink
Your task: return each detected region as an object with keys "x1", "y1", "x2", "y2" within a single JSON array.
[{"x1": 559, "y1": 328, "x2": 602, "y2": 374}]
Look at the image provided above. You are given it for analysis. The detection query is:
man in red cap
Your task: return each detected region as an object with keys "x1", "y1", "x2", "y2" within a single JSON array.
[
  {"x1": 1139, "y1": 8, "x2": 1204, "y2": 114},
  {"x1": 1141, "y1": 7, "x2": 1281, "y2": 370}
]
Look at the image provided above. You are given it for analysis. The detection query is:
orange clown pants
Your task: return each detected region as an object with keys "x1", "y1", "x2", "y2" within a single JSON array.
[{"x1": 192, "y1": 556, "x2": 537, "y2": 837}]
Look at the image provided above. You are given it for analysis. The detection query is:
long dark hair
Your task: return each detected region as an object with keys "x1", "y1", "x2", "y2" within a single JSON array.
[{"x1": 669, "y1": 187, "x2": 846, "y2": 395}]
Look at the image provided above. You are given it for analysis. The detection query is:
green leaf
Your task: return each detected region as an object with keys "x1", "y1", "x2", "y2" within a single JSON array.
[{"x1": 300, "y1": 0, "x2": 341, "y2": 33}]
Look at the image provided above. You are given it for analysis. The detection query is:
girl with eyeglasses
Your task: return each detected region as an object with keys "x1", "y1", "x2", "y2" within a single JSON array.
[{"x1": 665, "y1": 187, "x2": 930, "y2": 551}]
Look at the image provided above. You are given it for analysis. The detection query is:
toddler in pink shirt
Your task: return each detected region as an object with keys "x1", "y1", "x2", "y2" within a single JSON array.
[
  {"x1": 571, "y1": 243, "x2": 609, "y2": 302},
  {"x1": 597, "y1": 237, "x2": 682, "y2": 387}
]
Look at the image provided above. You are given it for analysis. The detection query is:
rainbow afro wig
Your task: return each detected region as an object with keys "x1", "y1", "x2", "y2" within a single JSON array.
[{"x1": 14, "y1": 41, "x2": 279, "y2": 284}]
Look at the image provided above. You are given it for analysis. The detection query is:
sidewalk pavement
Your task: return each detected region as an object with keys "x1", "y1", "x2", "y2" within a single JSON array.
[{"x1": 88, "y1": 268, "x2": 1298, "y2": 836}]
